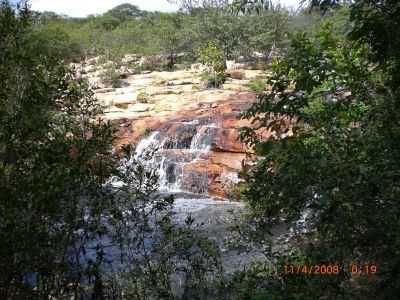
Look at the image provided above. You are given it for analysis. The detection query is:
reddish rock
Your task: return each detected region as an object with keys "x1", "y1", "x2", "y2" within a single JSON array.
[
  {"x1": 209, "y1": 151, "x2": 247, "y2": 171},
  {"x1": 211, "y1": 128, "x2": 247, "y2": 153}
]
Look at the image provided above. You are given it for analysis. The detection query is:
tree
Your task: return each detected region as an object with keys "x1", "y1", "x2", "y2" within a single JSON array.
[
  {"x1": 230, "y1": 0, "x2": 272, "y2": 15},
  {"x1": 238, "y1": 0, "x2": 400, "y2": 297},
  {"x1": 248, "y1": 8, "x2": 289, "y2": 61},
  {"x1": 0, "y1": 1, "x2": 116, "y2": 298},
  {"x1": 0, "y1": 3, "x2": 224, "y2": 299},
  {"x1": 105, "y1": 3, "x2": 143, "y2": 22},
  {"x1": 156, "y1": 13, "x2": 187, "y2": 69}
]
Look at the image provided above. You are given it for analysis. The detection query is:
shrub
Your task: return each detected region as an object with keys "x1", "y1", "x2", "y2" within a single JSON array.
[
  {"x1": 198, "y1": 42, "x2": 226, "y2": 89},
  {"x1": 136, "y1": 91, "x2": 150, "y2": 103},
  {"x1": 198, "y1": 42, "x2": 226, "y2": 74},
  {"x1": 200, "y1": 72, "x2": 226, "y2": 89},
  {"x1": 247, "y1": 78, "x2": 266, "y2": 92},
  {"x1": 100, "y1": 63, "x2": 122, "y2": 88}
]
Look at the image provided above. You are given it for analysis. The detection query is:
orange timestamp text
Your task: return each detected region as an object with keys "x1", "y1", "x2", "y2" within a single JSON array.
[{"x1": 283, "y1": 264, "x2": 378, "y2": 276}]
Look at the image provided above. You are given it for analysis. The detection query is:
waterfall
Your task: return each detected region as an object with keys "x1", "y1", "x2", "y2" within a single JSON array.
[
  {"x1": 132, "y1": 121, "x2": 216, "y2": 195},
  {"x1": 134, "y1": 131, "x2": 161, "y2": 159}
]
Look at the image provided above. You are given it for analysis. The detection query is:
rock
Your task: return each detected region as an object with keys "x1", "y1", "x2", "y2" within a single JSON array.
[
  {"x1": 209, "y1": 152, "x2": 247, "y2": 171},
  {"x1": 211, "y1": 128, "x2": 247, "y2": 153},
  {"x1": 226, "y1": 70, "x2": 246, "y2": 80},
  {"x1": 122, "y1": 54, "x2": 140, "y2": 64},
  {"x1": 87, "y1": 56, "x2": 100, "y2": 66},
  {"x1": 136, "y1": 91, "x2": 150, "y2": 103},
  {"x1": 167, "y1": 80, "x2": 193, "y2": 86},
  {"x1": 84, "y1": 65, "x2": 97, "y2": 73},
  {"x1": 129, "y1": 103, "x2": 151, "y2": 112},
  {"x1": 226, "y1": 60, "x2": 248, "y2": 70},
  {"x1": 111, "y1": 92, "x2": 137, "y2": 107},
  {"x1": 119, "y1": 66, "x2": 134, "y2": 78},
  {"x1": 139, "y1": 55, "x2": 166, "y2": 68},
  {"x1": 183, "y1": 162, "x2": 224, "y2": 196},
  {"x1": 115, "y1": 103, "x2": 130, "y2": 109},
  {"x1": 96, "y1": 88, "x2": 116, "y2": 94}
]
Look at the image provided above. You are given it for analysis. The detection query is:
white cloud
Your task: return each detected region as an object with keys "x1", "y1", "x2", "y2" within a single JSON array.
[
  {"x1": 30, "y1": 0, "x2": 180, "y2": 17},
  {"x1": 30, "y1": 0, "x2": 301, "y2": 18}
]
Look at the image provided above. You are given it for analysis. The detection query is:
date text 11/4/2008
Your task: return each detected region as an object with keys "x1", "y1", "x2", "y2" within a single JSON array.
[{"x1": 283, "y1": 264, "x2": 378, "y2": 276}]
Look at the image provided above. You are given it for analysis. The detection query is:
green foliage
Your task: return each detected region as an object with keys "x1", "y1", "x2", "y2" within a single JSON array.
[
  {"x1": 158, "y1": 14, "x2": 185, "y2": 64},
  {"x1": 302, "y1": 0, "x2": 343, "y2": 13},
  {"x1": 198, "y1": 42, "x2": 226, "y2": 74},
  {"x1": 26, "y1": 22, "x2": 83, "y2": 63},
  {"x1": 230, "y1": 0, "x2": 272, "y2": 15},
  {"x1": 0, "y1": 1, "x2": 117, "y2": 298},
  {"x1": 350, "y1": 0, "x2": 400, "y2": 88},
  {"x1": 105, "y1": 3, "x2": 143, "y2": 22},
  {"x1": 30, "y1": 3, "x2": 296, "y2": 67},
  {"x1": 248, "y1": 10, "x2": 289, "y2": 61},
  {"x1": 0, "y1": 2, "x2": 223, "y2": 299},
  {"x1": 247, "y1": 77, "x2": 266, "y2": 92},
  {"x1": 100, "y1": 63, "x2": 123, "y2": 88},
  {"x1": 239, "y1": 5, "x2": 400, "y2": 297},
  {"x1": 198, "y1": 42, "x2": 226, "y2": 88},
  {"x1": 200, "y1": 72, "x2": 226, "y2": 88}
]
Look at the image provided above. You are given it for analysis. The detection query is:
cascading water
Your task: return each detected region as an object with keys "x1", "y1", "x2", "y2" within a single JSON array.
[{"x1": 132, "y1": 121, "x2": 217, "y2": 195}]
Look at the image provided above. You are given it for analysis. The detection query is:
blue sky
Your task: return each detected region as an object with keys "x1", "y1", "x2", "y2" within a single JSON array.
[{"x1": 27, "y1": 0, "x2": 300, "y2": 17}]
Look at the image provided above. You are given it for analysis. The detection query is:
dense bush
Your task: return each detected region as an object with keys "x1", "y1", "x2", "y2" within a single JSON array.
[
  {"x1": 0, "y1": 2, "x2": 222, "y2": 299},
  {"x1": 238, "y1": 1, "x2": 400, "y2": 297}
]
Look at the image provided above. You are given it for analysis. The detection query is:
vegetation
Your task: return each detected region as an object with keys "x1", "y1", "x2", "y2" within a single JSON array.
[
  {"x1": 247, "y1": 77, "x2": 266, "y2": 92},
  {"x1": 198, "y1": 42, "x2": 226, "y2": 88},
  {"x1": 239, "y1": 1, "x2": 400, "y2": 298},
  {"x1": 0, "y1": 1, "x2": 116, "y2": 298},
  {"x1": 27, "y1": 1, "x2": 297, "y2": 67},
  {"x1": 0, "y1": 1, "x2": 220, "y2": 299},
  {"x1": 1, "y1": 0, "x2": 400, "y2": 299}
]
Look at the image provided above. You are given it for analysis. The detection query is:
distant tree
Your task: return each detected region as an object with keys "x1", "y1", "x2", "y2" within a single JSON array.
[
  {"x1": 156, "y1": 13, "x2": 187, "y2": 69},
  {"x1": 248, "y1": 8, "x2": 289, "y2": 61},
  {"x1": 230, "y1": 0, "x2": 272, "y2": 15},
  {"x1": 27, "y1": 23, "x2": 83, "y2": 62},
  {"x1": 105, "y1": 3, "x2": 143, "y2": 22}
]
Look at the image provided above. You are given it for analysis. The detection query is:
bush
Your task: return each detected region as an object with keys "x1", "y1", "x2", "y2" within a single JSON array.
[
  {"x1": 198, "y1": 43, "x2": 226, "y2": 89},
  {"x1": 136, "y1": 91, "x2": 150, "y2": 103},
  {"x1": 198, "y1": 42, "x2": 226, "y2": 74},
  {"x1": 247, "y1": 78, "x2": 266, "y2": 92},
  {"x1": 200, "y1": 72, "x2": 226, "y2": 89},
  {"x1": 100, "y1": 63, "x2": 122, "y2": 88}
]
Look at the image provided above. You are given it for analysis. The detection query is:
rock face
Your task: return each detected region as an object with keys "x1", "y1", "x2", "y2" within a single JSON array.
[{"x1": 89, "y1": 62, "x2": 264, "y2": 199}]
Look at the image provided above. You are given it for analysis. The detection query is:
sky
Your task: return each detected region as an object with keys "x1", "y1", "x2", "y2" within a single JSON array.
[{"x1": 29, "y1": 0, "x2": 300, "y2": 18}]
